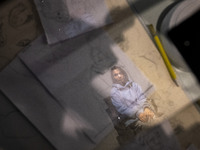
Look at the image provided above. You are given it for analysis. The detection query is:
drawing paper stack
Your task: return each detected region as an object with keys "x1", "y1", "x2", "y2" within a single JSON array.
[
  {"x1": 0, "y1": 0, "x2": 170, "y2": 150},
  {"x1": 0, "y1": 29, "x2": 155, "y2": 149},
  {"x1": 33, "y1": 0, "x2": 112, "y2": 44}
]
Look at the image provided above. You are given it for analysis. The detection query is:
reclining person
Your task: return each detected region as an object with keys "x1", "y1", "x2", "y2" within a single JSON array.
[{"x1": 110, "y1": 66, "x2": 155, "y2": 124}]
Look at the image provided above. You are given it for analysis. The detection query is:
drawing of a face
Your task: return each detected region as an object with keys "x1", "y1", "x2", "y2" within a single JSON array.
[
  {"x1": 91, "y1": 49, "x2": 108, "y2": 66},
  {"x1": 9, "y1": 3, "x2": 33, "y2": 28},
  {"x1": 90, "y1": 47, "x2": 115, "y2": 74},
  {"x1": 111, "y1": 67, "x2": 128, "y2": 86}
]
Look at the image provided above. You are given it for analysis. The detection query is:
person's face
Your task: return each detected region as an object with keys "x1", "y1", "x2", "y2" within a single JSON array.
[{"x1": 112, "y1": 69, "x2": 125, "y2": 84}]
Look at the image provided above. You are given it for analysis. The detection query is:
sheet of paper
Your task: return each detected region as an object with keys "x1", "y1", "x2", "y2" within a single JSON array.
[
  {"x1": 33, "y1": 0, "x2": 112, "y2": 44},
  {"x1": 0, "y1": 91, "x2": 55, "y2": 150},
  {"x1": 18, "y1": 29, "x2": 155, "y2": 148},
  {"x1": 0, "y1": 0, "x2": 43, "y2": 70},
  {"x1": 19, "y1": 30, "x2": 155, "y2": 98},
  {"x1": 0, "y1": 57, "x2": 100, "y2": 150}
]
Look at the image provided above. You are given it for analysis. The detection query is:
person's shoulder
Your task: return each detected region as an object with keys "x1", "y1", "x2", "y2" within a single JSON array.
[
  {"x1": 111, "y1": 84, "x2": 119, "y2": 95},
  {"x1": 130, "y1": 81, "x2": 140, "y2": 87}
]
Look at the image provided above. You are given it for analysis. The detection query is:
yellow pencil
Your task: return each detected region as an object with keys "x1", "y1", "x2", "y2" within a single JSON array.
[{"x1": 147, "y1": 24, "x2": 178, "y2": 86}]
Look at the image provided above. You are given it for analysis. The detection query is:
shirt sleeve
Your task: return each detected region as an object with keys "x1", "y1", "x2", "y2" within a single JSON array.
[
  {"x1": 132, "y1": 83, "x2": 149, "y2": 117},
  {"x1": 134, "y1": 83, "x2": 146, "y2": 102}
]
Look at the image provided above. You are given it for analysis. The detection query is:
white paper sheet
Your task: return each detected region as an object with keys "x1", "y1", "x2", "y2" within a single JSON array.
[
  {"x1": 19, "y1": 29, "x2": 155, "y2": 143},
  {"x1": 33, "y1": 0, "x2": 112, "y2": 44},
  {"x1": 0, "y1": 29, "x2": 155, "y2": 150},
  {"x1": 0, "y1": 58, "x2": 98, "y2": 150}
]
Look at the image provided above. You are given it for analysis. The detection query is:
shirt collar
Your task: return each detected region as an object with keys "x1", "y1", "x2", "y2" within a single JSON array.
[{"x1": 112, "y1": 80, "x2": 132, "y2": 90}]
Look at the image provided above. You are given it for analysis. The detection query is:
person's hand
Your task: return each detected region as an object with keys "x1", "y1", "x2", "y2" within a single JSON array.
[
  {"x1": 144, "y1": 107, "x2": 155, "y2": 119},
  {"x1": 138, "y1": 112, "x2": 148, "y2": 122},
  {"x1": 138, "y1": 108, "x2": 155, "y2": 122}
]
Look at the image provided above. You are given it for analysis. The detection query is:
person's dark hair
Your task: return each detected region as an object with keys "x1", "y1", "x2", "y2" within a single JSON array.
[{"x1": 111, "y1": 66, "x2": 120, "y2": 71}]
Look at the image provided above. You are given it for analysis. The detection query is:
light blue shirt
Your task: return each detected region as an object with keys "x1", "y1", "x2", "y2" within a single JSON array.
[{"x1": 111, "y1": 81, "x2": 149, "y2": 118}]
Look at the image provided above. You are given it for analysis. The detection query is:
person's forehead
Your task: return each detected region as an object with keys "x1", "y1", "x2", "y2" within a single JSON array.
[{"x1": 112, "y1": 69, "x2": 121, "y2": 74}]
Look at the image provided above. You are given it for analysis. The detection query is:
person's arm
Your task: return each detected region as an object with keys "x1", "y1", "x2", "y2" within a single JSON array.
[
  {"x1": 134, "y1": 83, "x2": 155, "y2": 122},
  {"x1": 134, "y1": 83, "x2": 146, "y2": 102},
  {"x1": 111, "y1": 92, "x2": 128, "y2": 115}
]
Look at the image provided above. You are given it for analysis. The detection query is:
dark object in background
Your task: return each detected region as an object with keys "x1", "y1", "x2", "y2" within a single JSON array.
[
  {"x1": 0, "y1": 0, "x2": 9, "y2": 4},
  {"x1": 168, "y1": 10, "x2": 200, "y2": 82}
]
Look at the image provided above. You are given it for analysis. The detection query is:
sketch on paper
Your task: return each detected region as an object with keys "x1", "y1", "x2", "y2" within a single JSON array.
[
  {"x1": 33, "y1": 0, "x2": 112, "y2": 44},
  {"x1": 8, "y1": 3, "x2": 34, "y2": 28},
  {"x1": 0, "y1": 0, "x2": 43, "y2": 70}
]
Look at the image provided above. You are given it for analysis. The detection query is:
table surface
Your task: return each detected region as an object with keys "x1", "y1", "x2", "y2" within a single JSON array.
[{"x1": 127, "y1": 0, "x2": 200, "y2": 103}]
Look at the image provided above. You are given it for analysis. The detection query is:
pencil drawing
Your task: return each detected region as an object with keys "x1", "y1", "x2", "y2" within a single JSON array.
[
  {"x1": 89, "y1": 42, "x2": 115, "y2": 74},
  {"x1": 16, "y1": 39, "x2": 31, "y2": 47},
  {"x1": 34, "y1": 0, "x2": 112, "y2": 44},
  {"x1": 8, "y1": 3, "x2": 33, "y2": 28}
]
